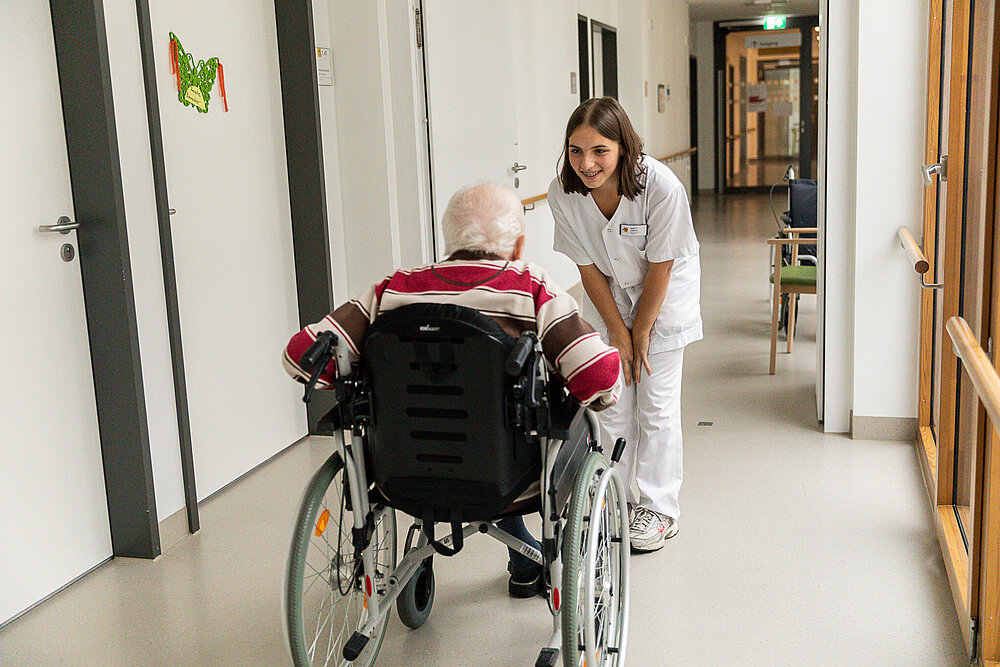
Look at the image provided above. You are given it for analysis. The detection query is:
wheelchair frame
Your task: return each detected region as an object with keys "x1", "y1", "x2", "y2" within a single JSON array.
[{"x1": 283, "y1": 329, "x2": 630, "y2": 667}]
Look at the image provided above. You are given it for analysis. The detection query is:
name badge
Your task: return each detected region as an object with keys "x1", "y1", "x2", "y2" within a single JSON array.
[{"x1": 619, "y1": 224, "x2": 648, "y2": 237}]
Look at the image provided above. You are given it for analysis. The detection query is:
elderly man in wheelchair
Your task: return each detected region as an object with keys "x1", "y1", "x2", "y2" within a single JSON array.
[{"x1": 281, "y1": 183, "x2": 632, "y2": 667}]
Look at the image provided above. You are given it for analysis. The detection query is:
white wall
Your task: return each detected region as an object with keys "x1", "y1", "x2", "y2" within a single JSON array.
[
  {"x1": 851, "y1": 0, "x2": 927, "y2": 421},
  {"x1": 641, "y1": 0, "x2": 692, "y2": 194},
  {"x1": 326, "y1": 1, "x2": 429, "y2": 297},
  {"x1": 324, "y1": 0, "x2": 695, "y2": 297},
  {"x1": 822, "y1": 0, "x2": 927, "y2": 431},
  {"x1": 511, "y1": 0, "x2": 582, "y2": 290}
]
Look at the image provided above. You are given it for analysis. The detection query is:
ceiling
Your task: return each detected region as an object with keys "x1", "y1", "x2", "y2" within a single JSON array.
[{"x1": 688, "y1": 0, "x2": 820, "y2": 22}]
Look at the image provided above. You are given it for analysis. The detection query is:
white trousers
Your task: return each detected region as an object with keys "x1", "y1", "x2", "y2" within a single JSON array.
[{"x1": 598, "y1": 347, "x2": 684, "y2": 520}]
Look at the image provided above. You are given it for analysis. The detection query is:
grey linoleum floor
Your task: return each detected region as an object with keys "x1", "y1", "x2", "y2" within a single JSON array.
[{"x1": 1, "y1": 193, "x2": 967, "y2": 666}]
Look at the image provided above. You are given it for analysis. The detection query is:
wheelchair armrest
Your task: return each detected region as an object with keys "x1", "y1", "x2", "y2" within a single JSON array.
[{"x1": 546, "y1": 378, "x2": 582, "y2": 440}]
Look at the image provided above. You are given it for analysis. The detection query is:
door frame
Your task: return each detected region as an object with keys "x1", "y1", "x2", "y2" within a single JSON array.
[
  {"x1": 49, "y1": 0, "x2": 160, "y2": 559},
  {"x1": 713, "y1": 15, "x2": 819, "y2": 193}
]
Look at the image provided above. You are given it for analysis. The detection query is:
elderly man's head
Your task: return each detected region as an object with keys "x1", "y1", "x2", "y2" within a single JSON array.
[{"x1": 442, "y1": 183, "x2": 526, "y2": 260}]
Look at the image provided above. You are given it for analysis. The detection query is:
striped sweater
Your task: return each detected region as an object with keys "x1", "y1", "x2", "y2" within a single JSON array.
[{"x1": 283, "y1": 256, "x2": 621, "y2": 409}]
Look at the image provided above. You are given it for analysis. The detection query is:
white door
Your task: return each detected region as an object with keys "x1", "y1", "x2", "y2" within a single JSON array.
[
  {"x1": 421, "y1": 0, "x2": 520, "y2": 257},
  {"x1": 148, "y1": 1, "x2": 305, "y2": 500},
  {"x1": 0, "y1": 3, "x2": 111, "y2": 625}
]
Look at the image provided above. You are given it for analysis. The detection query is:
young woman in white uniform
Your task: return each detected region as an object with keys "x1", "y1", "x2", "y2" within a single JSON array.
[{"x1": 549, "y1": 97, "x2": 702, "y2": 552}]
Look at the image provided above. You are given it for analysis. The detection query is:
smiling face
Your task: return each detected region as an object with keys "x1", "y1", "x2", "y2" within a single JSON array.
[{"x1": 567, "y1": 124, "x2": 622, "y2": 195}]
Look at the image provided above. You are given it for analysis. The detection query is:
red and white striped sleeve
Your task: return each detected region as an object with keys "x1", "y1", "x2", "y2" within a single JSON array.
[
  {"x1": 529, "y1": 264, "x2": 621, "y2": 409},
  {"x1": 282, "y1": 279, "x2": 386, "y2": 388}
]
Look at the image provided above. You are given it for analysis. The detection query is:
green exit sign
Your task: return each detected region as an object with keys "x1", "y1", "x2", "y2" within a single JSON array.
[{"x1": 764, "y1": 16, "x2": 787, "y2": 30}]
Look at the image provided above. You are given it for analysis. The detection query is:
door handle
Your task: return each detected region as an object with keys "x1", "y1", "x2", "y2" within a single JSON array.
[
  {"x1": 922, "y1": 155, "x2": 947, "y2": 184},
  {"x1": 38, "y1": 215, "x2": 79, "y2": 234},
  {"x1": 511, "y1": 162, "x2": 527, "y2": 173}
]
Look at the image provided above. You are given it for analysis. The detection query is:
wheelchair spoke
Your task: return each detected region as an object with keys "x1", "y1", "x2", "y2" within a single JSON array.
[{"x1": 287, "y1": 453, "x2": 397, "y2": 667}]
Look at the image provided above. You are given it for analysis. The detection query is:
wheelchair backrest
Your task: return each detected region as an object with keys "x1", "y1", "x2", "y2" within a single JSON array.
[
  {"x1": 361, "y1": 303, "x2": 542, "y2": 522},
  {"x1": 788, "y1": 179, "x2": 817, "y2": 235},
  {"x1": 785, "y1": 178, "x2": 817, "y2": 265}
]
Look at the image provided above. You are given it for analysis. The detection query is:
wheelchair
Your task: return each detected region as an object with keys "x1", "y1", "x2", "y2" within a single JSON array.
[
  {"x1": 768, "y1": 175, "x2": 817, "y2": 333},
  {"x1": 282, "y1": 303, "x2": 631, "y2": 667}
]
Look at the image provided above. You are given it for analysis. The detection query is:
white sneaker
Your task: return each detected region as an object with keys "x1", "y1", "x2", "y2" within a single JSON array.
[{"x1": 629, "y1": 507, "x2": 676, "y2": 552}]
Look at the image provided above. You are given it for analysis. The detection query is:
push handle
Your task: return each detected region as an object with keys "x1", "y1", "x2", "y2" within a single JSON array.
[
  {"x1": 506, "y1": 333, "x2": 537, "y2": 375},
  {"x1": 611, "y1": 437, "x2": 627, "y2": 463},
  {"x1": 301, "y1": 330, "x2": 338, "y2": 370},
  {"x1": 301, "y1": 331, "x2": 338, "y2": 403}
]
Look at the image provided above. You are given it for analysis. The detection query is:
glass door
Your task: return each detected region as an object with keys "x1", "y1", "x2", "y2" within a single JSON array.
[{"x1": 716, "y1": 17, "x2": 818, "y2": 191}]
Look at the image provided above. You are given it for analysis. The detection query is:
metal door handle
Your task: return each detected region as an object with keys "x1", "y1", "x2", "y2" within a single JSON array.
[
  {"x1": 38, "y1": 216, "x2": 79, "y2": 234},
  {"x1": 921, "y1": 163, "x2": 941, "y2": 184},
  {"x1": 511, "y1": 162, "x2": 527, "y2": 173},
  {"x1": 922, "y1": 155, "x2": 947, "y2": 184}
]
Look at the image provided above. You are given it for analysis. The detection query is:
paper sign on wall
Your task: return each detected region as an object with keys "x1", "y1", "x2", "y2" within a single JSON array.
[
  {"x1": 747, "y1": 83, "x2": 767, "y2": 113},
  {"x1": 316, "y1": 47, "x2": 332, "y2": 86}
]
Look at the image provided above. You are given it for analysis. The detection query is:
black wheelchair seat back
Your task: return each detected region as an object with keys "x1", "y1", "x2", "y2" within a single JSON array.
[
  {"x1": 361, "y1": 303, "x2": 542, "y2": 524},
  {"x1": 786, "y1": 178, "x2": 817, "y2": 264}
]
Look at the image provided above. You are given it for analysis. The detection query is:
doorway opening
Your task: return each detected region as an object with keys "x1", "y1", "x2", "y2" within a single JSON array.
[
  {"x1": 714, "y1": 17, "x2": 819, "y2": 192},
  {"x1": 578, "y1": 15, "x2": 618, "y2": 101}
]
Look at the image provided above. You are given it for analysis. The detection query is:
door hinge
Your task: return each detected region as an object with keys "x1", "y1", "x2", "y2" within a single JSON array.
[{"x1": 414, "y1": 5, "x2": 424, "y2": 49}]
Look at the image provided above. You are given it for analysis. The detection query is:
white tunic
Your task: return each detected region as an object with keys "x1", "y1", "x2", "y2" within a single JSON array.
[{"x1": 549, "y1": 155, "x2": 702, "y2": 353}]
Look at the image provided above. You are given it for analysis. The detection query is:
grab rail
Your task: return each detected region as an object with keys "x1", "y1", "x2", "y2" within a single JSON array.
[
  {"x1": 896, "y1": 226, "x2": 942, "y2": 289},
  {"x1": 520, "y1": 147, "x2": 697, "y2": 211},
  {"x1": 947, "y1": 316, "x2": 1000, "y2": 429},
  {"x1": 657, "y1": 146, "x2": 698, "y2": 164},
  {"x1": 520, "y1": 193, "x2": 547, "y2": 211}
]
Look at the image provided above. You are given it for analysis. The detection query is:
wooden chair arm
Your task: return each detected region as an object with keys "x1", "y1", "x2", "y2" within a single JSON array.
[{"x1": 784, "y1": 227, "x2": 817, "y2": 236}]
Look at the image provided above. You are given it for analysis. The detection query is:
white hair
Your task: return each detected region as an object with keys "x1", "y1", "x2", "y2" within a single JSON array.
[{"x1": 441, "y1": 182, "x2": 526, "y2": 257}]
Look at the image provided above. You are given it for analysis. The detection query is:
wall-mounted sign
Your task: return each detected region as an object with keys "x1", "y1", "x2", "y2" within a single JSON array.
[
  {"x1": 316, "y1": 47, "x2": 332, "y2": 87},
  {"x1": 763, "y1": 16, "x2": 787, "y2": 30},
  {"x1": 745, "y1": 32, "x2": 802, "y2": 50}
]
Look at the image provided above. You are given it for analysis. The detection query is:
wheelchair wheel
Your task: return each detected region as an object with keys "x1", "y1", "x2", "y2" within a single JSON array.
[
  {"x1": 396, "y1": 556, "x2": 434, "y2": 629},
  {"x1": 561, "y1": 452, "x2": 630, "y2": 667},
  {"x1": 284, "y1": 452, "x2": 397, "y2": 667}
]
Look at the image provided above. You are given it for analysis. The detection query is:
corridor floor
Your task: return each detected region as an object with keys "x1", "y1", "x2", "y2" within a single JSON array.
[{"x1": 1, "y1": 193, "x2": 967, "y2": 666}]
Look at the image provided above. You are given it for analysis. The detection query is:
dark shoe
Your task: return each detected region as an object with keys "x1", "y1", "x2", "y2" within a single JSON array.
[{"x1": 507, "y1": 562, "x2": 543, "y2": 598}]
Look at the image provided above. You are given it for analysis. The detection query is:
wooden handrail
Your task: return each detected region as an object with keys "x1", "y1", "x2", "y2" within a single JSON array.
[
  {"x1": 767, "y1": 237, "x2": 815, "y2": 245},
  {"x1": 896, "y1": 226, "x2": 931, "y2": 274},
  {"x1": 657, "y1": 147, "x2": 698, "y2": 163},
  {"x1": 947, "y1": 316, "x2": 1000, "y2": 430},
  {"x1": 521, "y1": 146, "x2": 699, "y2": 208}
]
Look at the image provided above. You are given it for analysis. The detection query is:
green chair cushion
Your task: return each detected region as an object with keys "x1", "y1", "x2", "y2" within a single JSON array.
[{"x1": 770, "y1": 264, "x2": 817, "y2": 286}]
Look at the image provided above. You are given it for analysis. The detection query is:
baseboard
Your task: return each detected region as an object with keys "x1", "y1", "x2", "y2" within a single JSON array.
[
  {"x1": 156, "y1": 434, "x2": 311, "y2": 554},
  {"x1": 849, "y1": 412, "x2": 918, "y2": 441},
  {"x1": 158, "y1": 504, "x2": 193, "y2": 553}
]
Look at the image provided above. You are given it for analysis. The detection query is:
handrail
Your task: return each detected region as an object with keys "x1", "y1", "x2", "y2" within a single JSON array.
[
  {"x1": 520, "y1": 146, "x2": 698, "y2": 210},
  {"x1": 657, "y1": 147, "x2": 698, "y2": 163},
  {"x1": 896, "y1": 226, "x2": 930, "y2": 274},
  {"x1": 947, "y1": 316, "x2": 1000, "y2": 430},
  {"x1": 896, "y1": 226, "x2": 941, "y2": 289}
]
